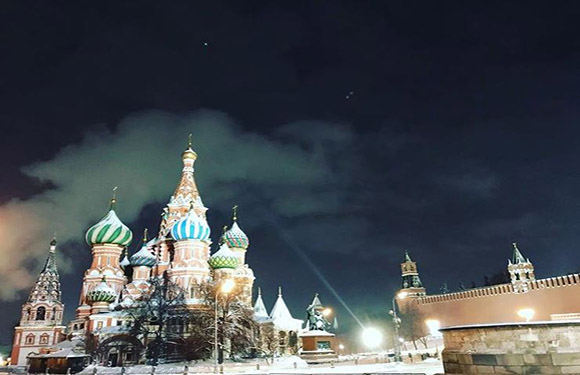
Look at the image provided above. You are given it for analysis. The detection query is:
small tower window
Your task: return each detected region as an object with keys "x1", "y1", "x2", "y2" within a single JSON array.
[
  {"x1": 39, "y1": 334, "x2": 50, "y2": 345},
  {"x1": 36, "y1": 306, "x2": 46, "y2": 320},
  {"x1": 52, "y1": 307, "x2": 57, "y2": 320}
]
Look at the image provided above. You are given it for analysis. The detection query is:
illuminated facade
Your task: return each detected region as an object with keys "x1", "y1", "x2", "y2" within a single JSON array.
[{"x1": 12, "y1": 138, "x2": 259, "y2": 366}]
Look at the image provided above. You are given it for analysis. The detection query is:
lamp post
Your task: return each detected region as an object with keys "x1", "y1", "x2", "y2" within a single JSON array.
[
  {"x1": 389, "y1": 291, "x2": 407, "y2": 362},
  {"x1": 214, "y1": 279, "x2": 235, "y2": 373}
]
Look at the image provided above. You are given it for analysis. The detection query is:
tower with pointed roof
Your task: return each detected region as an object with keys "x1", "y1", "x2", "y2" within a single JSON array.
[
  {"x1": 11, "y1": 238, "x2": 66, "y2": 366},
  {"x1": 160, "y1": 137, "x2": 213, "y2": 305},
  {"x1": 76, "y1": 190, "x2": 132, "y2": 319},
  {"x1": 224, "y1": 206, "x2": 254, "y2": 306},
  {"x1": 508, "y1": 242, "x2": 535, "y2": 293},
  {"x1": 400, "y1": 250, "x2": 426, "y2": 297}
]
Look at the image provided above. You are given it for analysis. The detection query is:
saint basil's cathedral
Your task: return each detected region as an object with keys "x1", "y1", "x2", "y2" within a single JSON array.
[{"x1": 11, "y1": 138, "x2": 303, "y2": 367}]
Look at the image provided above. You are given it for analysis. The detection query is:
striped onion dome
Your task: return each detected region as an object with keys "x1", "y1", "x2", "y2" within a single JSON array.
[
  {"x1": 170, "y1": 208, "x2": 211, "y2": 241},
  {"x1": 86, "y1": 209, "x2": 133, "y2": 247},
  {"x1": 225, "y1": 221, "x2": 249, "y2": 249},
  {"x1": 130, "y1": 231, "x2": 157, "y2": 267},
  {"x1": 208, "y1": 243, "x2": 239, "y2": 269},
  {"x1": 87, "y1": 277, "x2": 117, "y2": 303}
]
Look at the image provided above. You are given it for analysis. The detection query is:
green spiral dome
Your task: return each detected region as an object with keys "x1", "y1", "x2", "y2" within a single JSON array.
[
  {"x1": 208, "y1": 243, "x2": 239, "y2": 269},
  {"x1": 86, "y1": 209, "x2": 133, "y2": 247}
]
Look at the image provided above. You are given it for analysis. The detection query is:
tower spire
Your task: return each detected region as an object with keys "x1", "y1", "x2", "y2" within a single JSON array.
[
  {"x1": 181, "y1": 134, "x2": 197, "y2": 161},
  {"x1": 232, "y1": 205, "x2": 238, "y2": 221},
  {"x1": 143, "y1": 228, "x2": 148, "y2": 243},
  {"x1": 109, "y1": 186, "x2": 118, "y2": 210},
  {"x1": 512, "y1": 242, "x2": 526, "y2": 264}
]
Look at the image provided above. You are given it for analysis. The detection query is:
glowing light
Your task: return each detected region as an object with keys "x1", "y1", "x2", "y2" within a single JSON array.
[
  {"x1": 338, "y1": 344, "x2": 344, "y2": 350},
  {"x1": 398, "y1": 337, "x2": 404, "y2": 343},
  {"x1": 322, "y1": 308, "x2": 332, "y2": 316},
  {"x1": 361, "y1": 327, "x2": 383, "y2": 348},
  {"x1": 518, "y1": 308, "x2": 535, "y2": 322},
  {"x1": 221, "y1": 279, "x2": 235, "y2": 294},
  {"x1": 425, "y1": 319, "x2": 442, "y2": 337},
  {"x1": 397, "y1": 291, "x2": 408, "y2": 299}
]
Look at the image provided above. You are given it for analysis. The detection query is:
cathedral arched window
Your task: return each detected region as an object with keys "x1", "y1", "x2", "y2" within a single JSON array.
[
  {"x1": 25, "y1": 334, "x2": 35, "y2": 345},
  {"x1": 52, "y1": 307, "x2": 57, "y2": 320},
  {"x1": 39, "y1": 334, "x2": 49, "y2": 345},
  {"x1": 36, "y1": 306, "x2": 46, "y2": 320},
  {"x1": 26, "y1": 308, "x2": 31, "y2": 320}
]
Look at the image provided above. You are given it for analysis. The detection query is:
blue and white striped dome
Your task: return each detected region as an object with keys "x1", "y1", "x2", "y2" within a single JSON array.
[
  {"x1": 170, "y1": 209, "x2": 211, "y2": 241},
  {"x1": 130, "y1": 243, "x2": 157, "y2": 267}
]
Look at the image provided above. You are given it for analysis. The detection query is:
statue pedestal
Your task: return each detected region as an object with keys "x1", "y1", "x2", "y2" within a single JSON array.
[{"x1": 299, "y1": 330, "x2": 338, "y2": 364}]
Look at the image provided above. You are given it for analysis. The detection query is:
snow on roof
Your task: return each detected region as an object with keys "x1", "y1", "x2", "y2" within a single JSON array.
[
  {"x1": 28, "y1": 347, "x2": 89, "y2": 359},
  {"x1": 269, "y1": 288, "x2": 303, "y2": 331},
  {"x1": 299, "y1": 329, "x2": 335, "y2": 337},
  {"x1": 253, "y1": 288, "x2": 270, "y2": 321}
]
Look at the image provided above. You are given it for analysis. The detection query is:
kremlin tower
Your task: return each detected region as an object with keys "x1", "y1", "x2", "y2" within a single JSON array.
[
  {"x1": 508, "y1": 242, "x2": 535, "y2": 293},
  {"x1": 399, "y1": 250, "x2": 426, "y2": 298}
]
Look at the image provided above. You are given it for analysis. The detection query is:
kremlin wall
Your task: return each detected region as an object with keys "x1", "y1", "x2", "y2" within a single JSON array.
[{"x1": 398, "y1": 245, "x2": 580, "y2": 327}]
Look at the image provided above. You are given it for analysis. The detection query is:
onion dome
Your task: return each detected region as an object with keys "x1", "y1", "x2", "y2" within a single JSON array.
[
  {"x1": 120, "y1": 249, "x2": 130, "y2": 269},
  {"x1": 208, "y1": 243, "x2": 239, "y2": 269},
  {"x1": 182, "y1": 134, "x2": 198, "y2": 160},
  {"x1": 85, "y1": 188, "x2": 133, "y2": 247},
  {"x1": 130, "y1": 229, "x2": 157, "y2": 267},
  {"x1": 170, "y1": 205, "x2": 210, "y2": 241},
  {"x1": 224, "y1": 205, "x2": 249, "y2": 249},
  {"x1": 87, "y1": 276, "x2": 117, "y2": 303}
]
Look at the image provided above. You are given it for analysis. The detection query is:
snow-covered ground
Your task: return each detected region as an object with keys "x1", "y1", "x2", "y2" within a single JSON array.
[
  {"x1": 79, "y1": 357, "x2": 443, "y2": 375},
  {"x1": 78, "y1": 337, "x2": 445, "y2": 375}
]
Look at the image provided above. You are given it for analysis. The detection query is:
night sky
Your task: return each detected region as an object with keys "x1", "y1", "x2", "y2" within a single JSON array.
[{"x1": 2, "y1": 1, "x2": 580, "y2": 346}]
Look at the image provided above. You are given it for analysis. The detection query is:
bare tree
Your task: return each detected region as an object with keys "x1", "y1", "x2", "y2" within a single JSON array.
[
  {"x1": 196, "y1": 279, "x2": 258, "y2": 362},
  {"x1": 398, "y1": 304, "x2": 429, "y2": 350},
  {"x1": 125, "y1": 273, "x2": 207, "y2": 364}
]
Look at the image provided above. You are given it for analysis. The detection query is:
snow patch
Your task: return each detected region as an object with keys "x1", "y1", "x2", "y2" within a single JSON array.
[{"x1": 270, "y1": 356, "x2": 309, "y2": 370}]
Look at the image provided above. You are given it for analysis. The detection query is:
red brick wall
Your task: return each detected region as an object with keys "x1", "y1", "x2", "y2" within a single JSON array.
[{"x1": 404, "y1": 276, "x2": 580, "y2": 327}]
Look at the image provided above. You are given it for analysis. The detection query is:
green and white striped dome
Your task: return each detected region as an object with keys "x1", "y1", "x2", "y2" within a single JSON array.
[
  {"x1": 86, "y1": 209, "x2": 133, "y2": 247},
  {"x1": 86, "y1": 277, "x2": 117, "y2": 303},
  {"x1": 208, "y1": 243, "x2": 239, "y2": 269}
]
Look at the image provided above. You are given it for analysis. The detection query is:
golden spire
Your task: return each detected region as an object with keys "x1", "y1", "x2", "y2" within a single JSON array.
[
  {"x1": 109, "y1": 187, "x2": 118, "y2": 210},
  {"x1": 182, "y1": 133, "x2": 197, "y2": 160},
  {"x1": 143, "y1": 228, "x2": 148, "y2": 243},
  {"x1": 232, "y1": 205, "x2": 238, "y2": 221}
]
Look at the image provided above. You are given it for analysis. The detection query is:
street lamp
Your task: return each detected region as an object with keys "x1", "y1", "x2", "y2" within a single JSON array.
[
  {"x1": 215, "y1": 279, "x2": 235, "y2": 373},
  {"x1": 361, "y1": 327, "x2": 383, "y2": 349},
  {"x1": 517, "y1": 308, "x2": 535, "y2": 322},
  {"x1": 389, "y1": 291, "x2": 407, "y2": 362},
  {"x1": 425, "y1": 319, "x2": 441, "y2": 338}
]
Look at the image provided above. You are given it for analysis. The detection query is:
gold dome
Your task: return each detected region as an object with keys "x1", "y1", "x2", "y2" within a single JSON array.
[
  {"x1": 182, "y1": 134, "x2": 198, "y2": 160},
  {"x1": 182, "y1": 148, "x2": 197, "y2": 160}
]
